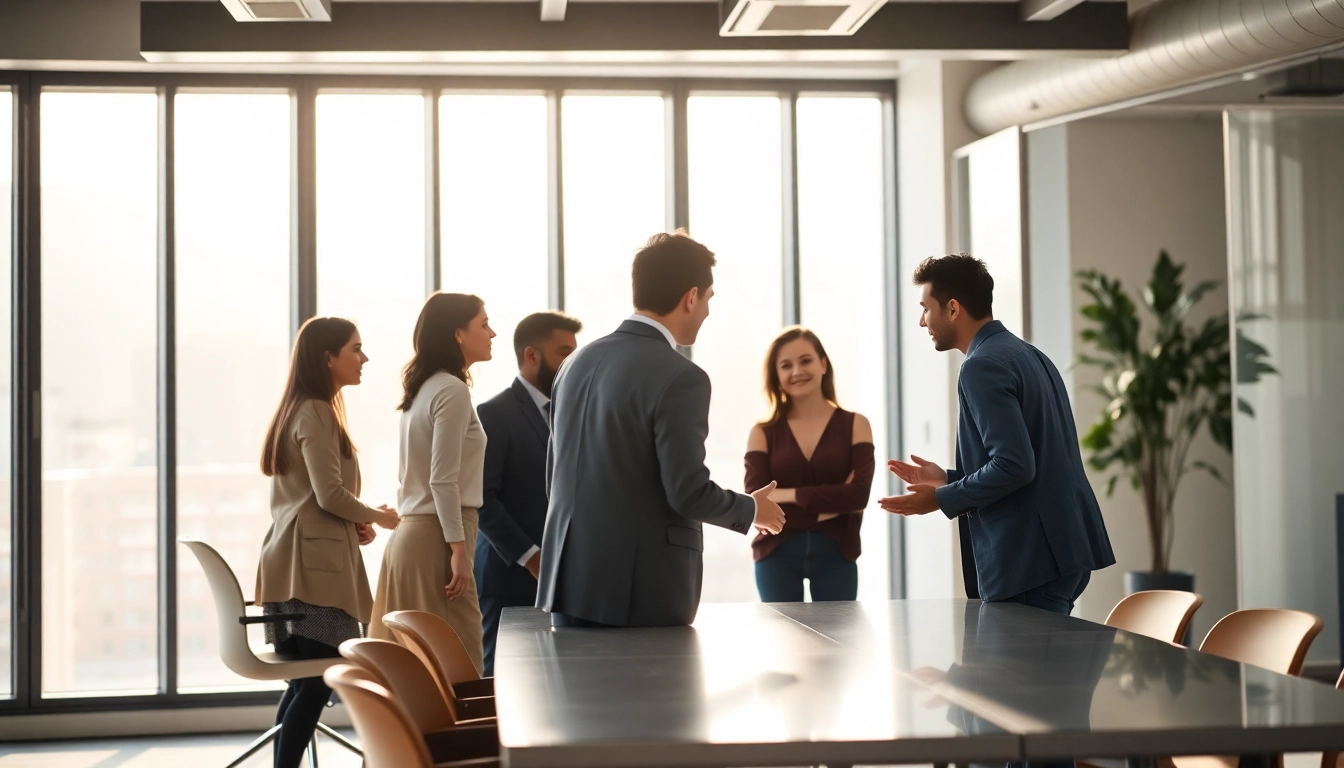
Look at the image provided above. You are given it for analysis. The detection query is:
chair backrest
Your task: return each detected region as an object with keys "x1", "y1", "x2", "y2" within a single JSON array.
[
  {"x1": 179, "y1": 538, "x2": 269, "y2": 679},
  {"x1": 1104, "y1": 590, "x2": 1204, "y2": 644},
  {"x1": 1199, "y1": 608, "x2": 1323, "y2": 676},
  {"x1": 341, "y1": 638, "x2": 457, "y2": 732},
  {"x1": 324, "y1": 664, "x2": 434, "y2": 768},
  {"x1": 384, "y1": 610, "x2": 481, "y2": 685}
]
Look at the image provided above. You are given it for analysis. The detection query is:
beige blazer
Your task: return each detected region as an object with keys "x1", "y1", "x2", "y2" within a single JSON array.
[{"x1": 255, "y1": 399, "x2": 381, "y2": 623}]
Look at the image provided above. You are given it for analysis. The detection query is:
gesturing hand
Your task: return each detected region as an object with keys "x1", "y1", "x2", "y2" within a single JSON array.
[
  {"x1": 445, "y1": 541, "x2": 471, "y2": 601},
  {"x1": 888, "y1": 455, "x2": 948, "y2": 488},
  {"x1": 878, "y1": 483, "x2": 940, "y2": 516},
  {"x1": 751, "y1": 481, "x2": 786, "y2": 535}
]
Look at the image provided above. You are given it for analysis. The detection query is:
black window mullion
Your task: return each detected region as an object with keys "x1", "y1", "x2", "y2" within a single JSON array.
[
  {"x1": 156, "y1": 85, "x2": 178, "y2": 697},
  {"x1": 12, "y1": 73, "x2": 39, "y2": 710},
  {"x1": 780, "y1": 92, "x2": 801, "y2": 328},
  {"x1": 666, "y1": 82, "x2": 692, "y2": 360},
  {"x1": 292, "y1": 80, "x2": 318, "y2": 338},
  {"x1": 425, "y1": 89, "x2": 441, "y2": 295},
  {"x1": 546, "y1": 90, "x2": 565, "y2": 312}
]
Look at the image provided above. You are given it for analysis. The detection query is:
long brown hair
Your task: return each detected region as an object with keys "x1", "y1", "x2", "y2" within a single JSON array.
[
  {"x1": 762, "y1": 326, "x2": 838, "y2": 425},
  {"x1": 261, "y1": 317, "x2": 358, "y2": 477},
  {"x1": 399, "y1": 292, "x2": 484, "y2": 411}
]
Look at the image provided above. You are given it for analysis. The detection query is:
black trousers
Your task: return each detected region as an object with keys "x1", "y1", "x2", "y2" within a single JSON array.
[
  {"x1": 273, "y1": 635, "x2": 341, "y2": 768},
  {"x1": 480, "y1": 592, "x2": 536, "y2": 677}
]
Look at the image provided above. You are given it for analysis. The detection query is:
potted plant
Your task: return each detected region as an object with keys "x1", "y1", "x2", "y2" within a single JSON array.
[{"x1": 1076, "y1": 251, "x2": 1275, "y2": 595}]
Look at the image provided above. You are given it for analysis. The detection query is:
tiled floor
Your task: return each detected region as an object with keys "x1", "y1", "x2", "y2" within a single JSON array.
[{"x1": 0, "y1": 730, "x2": 364, "y2": 768}]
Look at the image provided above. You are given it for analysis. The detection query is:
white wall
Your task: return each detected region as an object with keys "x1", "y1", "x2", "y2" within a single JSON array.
[
  {"x1": 1035, "y1": 116, "x2": 1234, "y2": 642},
  {"x1": 896, "y1": 60, "x2": 995, "y2": 599}
]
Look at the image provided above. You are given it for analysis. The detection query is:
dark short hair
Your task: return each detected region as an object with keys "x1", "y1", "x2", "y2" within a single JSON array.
[
  {"x1": 911, "y1": 253, "x2": 994, "y2": 320},
  {"x1": 513, "y1": 311, "x2": 583, "y2": 366},
  {"x1": 631, "y1": 231, "x2": 716, "y2": 315}
]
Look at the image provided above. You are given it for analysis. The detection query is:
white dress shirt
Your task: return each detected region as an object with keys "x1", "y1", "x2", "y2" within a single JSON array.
[{"x1": 514, "y1": 374, "x2": 549, "y2": 568}]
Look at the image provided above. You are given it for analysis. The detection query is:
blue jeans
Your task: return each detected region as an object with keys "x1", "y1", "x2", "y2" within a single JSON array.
[{"x1": 755, "y1": 531, "x2": 858, "y2": 603}]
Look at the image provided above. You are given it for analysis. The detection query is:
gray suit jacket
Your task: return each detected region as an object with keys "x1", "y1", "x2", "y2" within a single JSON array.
[{"x1": 536, "y1": 320, "x2": 756, "y2": 626}]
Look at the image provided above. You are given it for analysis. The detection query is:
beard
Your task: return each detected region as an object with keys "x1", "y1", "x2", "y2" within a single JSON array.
[{"x1": 537, "y1": 357, "x2": 559, "y2": 398}]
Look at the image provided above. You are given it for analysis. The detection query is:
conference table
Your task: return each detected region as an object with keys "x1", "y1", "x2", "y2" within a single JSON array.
[{"x1": 493, "y1": 600, "x2": 1344, "y2": 768}]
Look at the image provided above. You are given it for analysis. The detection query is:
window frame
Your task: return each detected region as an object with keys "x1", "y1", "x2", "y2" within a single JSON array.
[{"x1": 0, "y1": 71, "x2": 900, "y2": 714}]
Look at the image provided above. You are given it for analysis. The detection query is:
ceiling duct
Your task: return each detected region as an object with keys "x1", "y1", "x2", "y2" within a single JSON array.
[
  {"x1": 965, "y1": 0, "x2": 1344, "y2": 134},
  {"x1": 218, "y1": 0, "x2": 333, "y2": 22},
  {"x1": 1264, "y1": 57, "x2": 1344, "y2": 96},
  {"x1": 719, "y1": 0, "x2": 886, "y2": 36}
]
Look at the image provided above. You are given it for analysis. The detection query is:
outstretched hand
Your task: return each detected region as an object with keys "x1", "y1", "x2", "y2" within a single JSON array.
[
  {"x1": 888, "y1": 455, "x2": 947, "y2": 487},
  {"x1": 751, "y1": 481, "x2": 786, "y2": 535},
  {"x1": 878, "y1": 483, "x2": 940, "y2": 516}
]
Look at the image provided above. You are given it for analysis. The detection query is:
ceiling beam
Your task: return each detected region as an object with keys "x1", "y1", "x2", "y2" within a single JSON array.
[
  {"x1": 540, "y1": 0, "x2": 567, "y2": 23},
  {"x1": 1020, "y1": 0, "x2": 1090, "y2": 22},
  {"x1": 140, "y1": 2, "x2": 1128, "y2": 59}
]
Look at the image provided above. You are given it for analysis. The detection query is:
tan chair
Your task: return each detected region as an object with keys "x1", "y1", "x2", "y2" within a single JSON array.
[
  {"x1": 383, "y1": 611, "x2": 495, "y2": 715},
  {"x1": 1319, "y1": 669, "x2": 1344, "y2": 768},
  {"x1": 324, "y1": 665, "x2": 499, "y2": 768},
  {"x1": 1104, "y1": 590, "x2": 1204, "y2": 644},
  {"x1": 1168, "y1": 608, "x2": 1325, "y2": 768},
  {"x1": 339, "y1": 638, "x2": 496, "y2": 731},
  {"x1": 180, "y1": 538, "x2": 361, "y2": 767}
]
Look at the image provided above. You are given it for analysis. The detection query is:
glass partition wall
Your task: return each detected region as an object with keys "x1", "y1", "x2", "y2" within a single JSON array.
[
  {"x1": 0, "y1": 75, "x2": 898, "y2": 711},
  {"x1": 1227, "y1": 109, "x2": 1344, "y2": 666}
]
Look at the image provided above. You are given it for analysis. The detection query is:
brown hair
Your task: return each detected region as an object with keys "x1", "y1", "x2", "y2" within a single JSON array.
[
  {"x1": 261, "y1": 316, "x2": 358, "y2": 477},
  {"x1": 761, "y1": 326, "x2": 838, "y2": 425},
  {"x1": 399, "y1": 292, "x2": 484, "y2": 411},
  {"x1": 631, "y1": 231, "x2": 716, "y2": 314}
]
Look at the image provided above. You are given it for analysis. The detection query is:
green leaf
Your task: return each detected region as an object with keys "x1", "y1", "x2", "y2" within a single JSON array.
[{"x1": 1191, "y1": 460, "x2": 1226, "y2": 484}]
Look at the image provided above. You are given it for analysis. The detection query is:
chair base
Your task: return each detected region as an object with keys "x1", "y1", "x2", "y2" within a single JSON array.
[{"x1": 222, "y1": 720, "x2": 364, "y2": 768}]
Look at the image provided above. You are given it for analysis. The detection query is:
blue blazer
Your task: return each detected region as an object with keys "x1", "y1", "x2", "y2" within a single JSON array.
[
  {"x1": 934, "y1": 321, "x2": 1115, "y2": 601},
  {"x1": 475, "y1": 378, "x2": 549, "y2": 600}
]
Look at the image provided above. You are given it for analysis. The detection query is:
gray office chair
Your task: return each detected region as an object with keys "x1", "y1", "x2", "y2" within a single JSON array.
[{"x1": 180, "y1": 537, "x2": 363, "y2": 768}]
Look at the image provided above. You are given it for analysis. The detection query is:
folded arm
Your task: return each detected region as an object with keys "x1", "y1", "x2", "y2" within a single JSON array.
[{"x1": 796, "y1": 443, "x2": 876, "y2": 515}]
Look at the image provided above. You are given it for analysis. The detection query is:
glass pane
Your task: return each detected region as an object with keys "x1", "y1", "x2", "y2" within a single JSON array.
[
  {"x1": 796, "y1": 96, "x2": 890, "y2": 602},
  {"x1": 174, "y1": 92, "x2": 291, "y2": 691},
  {"x1": 439, "y1": 94, "x2": 550, "y2": 401},
  {"x1": 686, "y1": 95, "x2": 783, "y2": 603},
  {"x1": 316, "y1": 93, "x2": 426, "y2": 584},
  {"x1": 41, "y1": 91, "x2": 159, "y2": 695},
  {"x1": 1227, "y1": 110, "x2": 1344, "y2": 664},
  {"x1": 0, "y1": 88, "x2": 13, "y2": 699},
  {"x1": 561, "y1": 95, "x2": 666, "y2": 341}
]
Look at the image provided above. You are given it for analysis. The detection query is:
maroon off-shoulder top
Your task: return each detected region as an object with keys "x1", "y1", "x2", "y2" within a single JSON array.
[{"x1": 744, "y1": 408, "x2": 876, "y2": 563}]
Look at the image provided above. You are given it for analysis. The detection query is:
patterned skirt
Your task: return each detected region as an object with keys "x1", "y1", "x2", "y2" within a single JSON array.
[{"x1": 263, "y1": 598, "x2": 365, "y2": 651}]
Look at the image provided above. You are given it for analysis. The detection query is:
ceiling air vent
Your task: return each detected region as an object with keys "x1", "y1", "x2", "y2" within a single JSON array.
[
  {"x1": 219, "y1": 0, "x2": 333, "y2": 22},
  {"x1": 719, "y1": 0, "x2": 885, "y2": 36}
]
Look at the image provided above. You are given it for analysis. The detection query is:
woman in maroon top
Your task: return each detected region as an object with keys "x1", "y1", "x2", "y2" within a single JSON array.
[{"x1": 745, "y1": 327, "x2": 876, "y2": 602}]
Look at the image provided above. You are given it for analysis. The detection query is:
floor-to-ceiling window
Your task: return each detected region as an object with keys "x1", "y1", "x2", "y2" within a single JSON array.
[
  {"x1": 796, "y1": 96, "x2": 890, "y2": 602},
  {"x1": 173, "y1": 91, "x2": 291, "y2": 691},
  {"x1": 687, "y1": 94, "x2": 784, "y2": 603},
  {"x1": 3, "y1": 77, "x2": 895, "y2": 711},
  {"x1": 439, "y1": 94, "x2": 550, "y2": 401},
  {"x1": 315, "y1": 92, "x2": 428, "y2": 584},
  {"x1": 40, "y1": 90, "x2": 160, "y2": 695},
  {"x1": 561, "y1": 95, "x2": 667, "y2": 342}
]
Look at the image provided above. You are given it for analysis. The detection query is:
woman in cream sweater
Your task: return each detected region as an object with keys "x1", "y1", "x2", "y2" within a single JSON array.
[
  {"x1": 255, "y1": 316, "x2": 400, "y2": 768},
  {"x1": 370, "y1": 292, "x2": 496, "y2": 674}
]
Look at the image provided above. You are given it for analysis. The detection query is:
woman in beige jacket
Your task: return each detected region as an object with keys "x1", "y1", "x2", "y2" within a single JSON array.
[
  {"x1": 369, "y1": 292, "x2": 495, "y2": 675},
  {"x1": 255, "y1": 316, "x2": 400, "y2": 768}
]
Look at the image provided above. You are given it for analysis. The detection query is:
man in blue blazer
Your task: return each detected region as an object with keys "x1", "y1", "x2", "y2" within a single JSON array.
[
  {"x1": 882, "y1": 254, "x2": 1114, "y2": 614},
  {"x1": 475, "y1": 311, "x2": 582, "y2": 675}
]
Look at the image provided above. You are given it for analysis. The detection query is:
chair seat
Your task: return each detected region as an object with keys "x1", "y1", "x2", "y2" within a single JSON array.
[
  {"x1": 454, "y1": 696, "x2": 495, "y2": 721},
  {"x1": 1171, "y1": 755, "x2": 1237, "y2": 768},
  {"x1": 242, "y1": 652, "x2": 343, "y2": 681}
]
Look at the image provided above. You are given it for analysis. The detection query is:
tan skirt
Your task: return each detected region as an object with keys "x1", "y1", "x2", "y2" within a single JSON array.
[{"x1": 368, "y1": 510, "x2": 484, "y2": 676}]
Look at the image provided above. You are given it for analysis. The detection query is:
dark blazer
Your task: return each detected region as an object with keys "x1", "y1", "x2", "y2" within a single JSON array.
[
  {"x1": 934, "y1": 321, "x2": 1115, "y2": 601},
  {"x1": 475, "y1": 378, "x2": 550, "y2": 600},
  {"x1": 536, "y1": 320, "x2": 756, "y2": 627}
]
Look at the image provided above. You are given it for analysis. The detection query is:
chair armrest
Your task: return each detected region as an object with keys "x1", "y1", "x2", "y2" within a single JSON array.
[
  {"x1": 239, "y1": 612, "x2": 306, "y2": 626},
  {"x1": 454, "y1": 696, "x2": 496, "y2": 721},
  {"x1": 453, "y1": 677, "x2": 494, "y2": 699}
]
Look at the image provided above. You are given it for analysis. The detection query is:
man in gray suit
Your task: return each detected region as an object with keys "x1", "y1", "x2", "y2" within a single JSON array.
[{"x1": 536, "y1": 232, "x2": 787, "y2": 628}]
